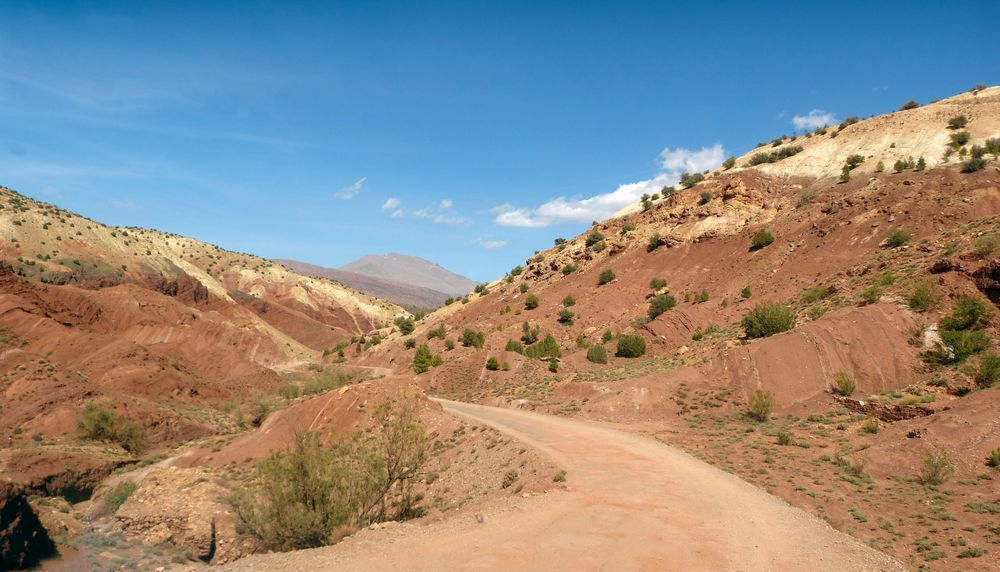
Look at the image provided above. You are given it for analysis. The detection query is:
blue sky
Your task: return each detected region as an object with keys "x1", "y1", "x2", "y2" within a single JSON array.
[{"x1": 1, "y1": 1, "x2": 997, "y2": 281}]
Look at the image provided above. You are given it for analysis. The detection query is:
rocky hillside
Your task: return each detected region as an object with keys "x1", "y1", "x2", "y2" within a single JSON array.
[
  {"x1": 0, "y1": 185, "x2": 405, "y2": 477},
  {"x1": 358, "y1": 85, "x2": 1000, "y2": 569}
]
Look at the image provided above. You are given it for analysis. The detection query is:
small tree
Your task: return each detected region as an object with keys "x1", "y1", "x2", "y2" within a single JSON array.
[
  {"x1": 460, "y1": 329, "x2": 485, "y2": 348},
  {"x1": 915, "y1": 156, "x2": 926, "y2": 171},
  {"x1": 485, "y1": 357, "x2": 499, "y2": 371},
  {"x1": 947, "y1": 115, "x2": 968, "y2": 129},
  {"x1": 950, "y1": 131, "x2": 971, "y2": 147},
  {"x1": 899, "y1": 100, "x2": 920, "y2": 111},
  {"x1": 562, "y1": 263, "x2": 577, "y2": 275},
  {"x1": 751, "y1": 229, "x2": 774, "y2": 249},
  {"x1": 412, "y1": 344, "x2": 433, "y2": 373},
  {"x1": 839, "y1": 165, "x2": 851, "y2": 183},
  {"x1": 598, "y1": 269, "x2": 615, "y2": 285},
  {"x1": 722, "y1": 156, "x2": 737, "y2": 170}
]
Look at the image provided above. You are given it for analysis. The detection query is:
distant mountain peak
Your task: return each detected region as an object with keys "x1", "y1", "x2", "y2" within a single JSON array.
[{"x1": 340, "y1": 253, "x2": 476, "y2": 298}]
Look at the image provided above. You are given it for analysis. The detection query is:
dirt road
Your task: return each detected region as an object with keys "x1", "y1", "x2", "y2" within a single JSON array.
[{"x1": 221, "y1": 399, "x2": 906, "y2": 571}]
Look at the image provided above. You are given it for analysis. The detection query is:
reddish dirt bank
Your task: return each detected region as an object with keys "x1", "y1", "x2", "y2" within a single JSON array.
[{"x1": 220, "y1": 400, "x2": 905, "y2": 572}]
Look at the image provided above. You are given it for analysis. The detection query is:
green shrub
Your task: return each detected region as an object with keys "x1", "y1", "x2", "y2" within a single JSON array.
[
  {"x1": 394, "y1": 316, "x2": 415, "y2": 335},
  {"x1": 801, "y1": 285, "x2": 831, "y2": 303},
  {"x1": 751, "y1": 230, "x2": 774, "y2": 249},
  {"x1": 427, "y1": 323, "x2": 447, "y2": 339},
  {"x1": 562, "y1": 263, "x2": 577, "y2": 275},
  {"x1": 900, "y1": 100, "x2": 920, "y2": 111},
  {"x1": 860, "y1": 418, "x2": 880, "y2": 434},
  {"x1": 615, "y1": 335, "x2": 646, "y2": 358},
  {"x1": 741, "y1": 303, "x2": 796, "y2": 338},
  {"x1": 698, "y1": 191, "x2": 712, "y2": 205},
  {"x1": 648, "y1": 294, "x2": 677, "y2": 320},
  {"x1": 694, "y1": 289, "x2": 710, "y2": 303},
  {"x1": 504, "y1": 339, "x2": 524, "y2": 354},
  {"x1": 562, "y1": 295, "x2": 576, "y2": 307},
  {"x1": 474, "y1": 283, "x2": 487, "y2": 294},
  {"x1": 598, "y1": 269, "x2": 615, "y2": 285},
  {"x1": 845, "y1": 154, "x2": 865, "y2": 169},
  {"x1": 548, "y1": 358, "x2": 559, "y2": 373},
  {"x1": 650, "y1": 278, "x2": 667, "y2": 290},
  {"x1": 741, "y1": 286, "x2": 752, "y2": 299},
  {"x1": 78, "y1": 403, "x2": 148, "y2": 454},
  {"x1": 680, "y1": 172, "x2": 704, "y2": 189},
  {"x1": 885, "y1": 228, "x2": 911, "y2": 247},
  {"x1": 404, "y1": 338, "x2": 416, "y2": 349},
  {"x1": 963, "y1": 157, "x2": 987, "y2": 173},
  {"x1": 930, "y1": 329, "x2": 991, "y2": 364},
  {"x1": 585, "y1": 231, "x2": 605, "y2": 247},
  {"x1": 485, "y1": 357, "x2": 499, "y2": 371},
  {"x1": 519, "y1": 282, "x2": 529, "y2": 294},
  {"x1": 838, "y1": 165, "x2": 851, "y2": 183},
  {"x1": 232, "y1": 405, "x2": 427, "y2": 551},
  {"x1": 105, "y1": 482, "x2": 137, "y2": 515},
  {"x1": 510, "y1": 265, "x2": 523, "y2": 276},
  {"x1": 591, "y1": 240, "x2": 606, "y2": 252},
  {"x1": 722, "y1": 156, "x2": 736, "y2": 170},
  {"x1": 951, "y1": 131, "x2": 971, "y2": 147},
  {"x1": 557, "y1": 309, "x2": 574, "y2": 325},
  {"x1": 444, "y1": 339, "x2": 455, "y2": 350},
  {"x1": 915, "y1": 156, "x2": 926, "y2": 171},
  {"x1": 918, "y1": 445, "x2": 954, "y2": 486},
  {"x1": 988, "y1": 448, "x2": 1000, "y2": 468},
  {"x1": 907, "y1": 283, "x2": 939, "y2": 312},
  {"x1": 747, "y1": 146, "x2": 804, "y2": 165},
  {"x1": 586, "y1": 345, "x2": 608, "y2": 364},
  {"x1": 940, "y1": 296, "x2": 994, "y2": 331},
  {"x1": 975, "y1": 353, "x2": 1000, "y2": 388},
  {"x1": 521, "y1": 322, "x2": 540, "y2": 344},
  {"x1": 859, "y1": 285, "x2": 883, "y2": 305},
  {"x1": 461, "y1": 329, "x2": 486, "y2": 348},
  {"x1": 575, "y1": 334, "x2": 589, "y2": 348},
  {"x1": 833, "y1": 371, "x2": 856, "y2": 396},
  {"x1": 746, "y1": 390, "x2": 773, "y2": 422},
  {"x1": 601, "y1": 330, "x2": 613, "y2": 343},
  {"x1": 412, "y1": 344, "x2": 434, "y2": 373},
  {"x1": 647, "y1": 234, "x2": 663, "y2": 252},
  {"x1": 524, "y1": 294, "x2": 539, "y2": 310},
  {"x1": 524, "y1": 334, "x2": 562, "y2": 359},
  {"x1": 947, "y1": 115, "x2": 967, "y2": 129},
  {"x1": 776, "y1": 431, "x2": 792, "y2": 446}
]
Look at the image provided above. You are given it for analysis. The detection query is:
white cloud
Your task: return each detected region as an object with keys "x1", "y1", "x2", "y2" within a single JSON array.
[
  {"x1": 390, "y1": 209, "x2": 405, "y2": 218},
  {"x1": 439, "y1": 199, "x2": 453, "y2": 209},
  {"x1": 110, "y1": 199, "x2": 137, "y2": 209},
  {"x1": 382, "y1": 199, "x2": 466, "y2": 224},
  {"x1": 473, "y1": 238, "x2": 508, "y2": 249},
  {"x1": 792, "y1": 109, "x2": 837, "y2": 130},
  {"x1": 336, "y1": 177, "x2": 366, "y2": 199},
  {"x1": 381, "y1": 197, "x2": 401, "y2": 210},
  {"x1": 493, "y1": 144, "x2": 725, "y2": 228}
]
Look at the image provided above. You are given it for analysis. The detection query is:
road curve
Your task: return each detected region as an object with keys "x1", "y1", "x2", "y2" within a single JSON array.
[{"x1": 221, "y1": 399, "x2": 906, "y2": 572}]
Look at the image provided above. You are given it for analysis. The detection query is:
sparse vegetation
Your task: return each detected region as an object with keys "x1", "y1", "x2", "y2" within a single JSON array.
[
  {"x1": 747, "y1": 146, "x2": 803, "y2": 166},
  {"x1": 650, "y1": 277, "x2": 667, "y2": 290},
  {"x1": 104, "y1": 482, "x2": 137, "y2": 515},
  {"x1": 585, "y1": 231, "x2": 605, "y2": 248},
  {"x1": 460, "y1": 329, "x2": 486, "y2": 349},
  {"x1": 598, "y1": 269, "x2": 615, "y2": 285},
  {"x1": 947, "y1": 115, "x2": 968, "y2": 129},
  {"x1": 524, "y1": 294, "x2": 539, "y2": 310},
  {"x1": 975, "y1": 353, "x2": 1000, "y2": 388}
]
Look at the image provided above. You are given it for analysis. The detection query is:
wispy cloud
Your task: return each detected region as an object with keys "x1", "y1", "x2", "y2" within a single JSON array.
[
  {"x1": 336, "y1": 177, "x2": 366, "y2": 200},
  {"x1": 472, "y1": 238, "x2": 508, "y2": 249},
  {"x1": 110, "y1": 199, "x2": 137, "y2": 209},
  {"x1": 381, "y1": 198, "x2": 468, "y2": 225},
  {"x1": 493, "y1": 144, "x2": 725, "y2": 228},
  {"x1": 792, "y1": 109, "x2": 837, "y2": 130}
]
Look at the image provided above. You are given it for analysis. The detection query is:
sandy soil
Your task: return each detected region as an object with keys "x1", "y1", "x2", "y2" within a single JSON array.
[{"x1": 220, "y1": 399, "x2": 905, "y2": 572}]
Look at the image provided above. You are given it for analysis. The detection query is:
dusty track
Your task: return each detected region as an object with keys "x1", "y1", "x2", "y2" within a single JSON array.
[{"x1": 221, "y1": 400, "x2": 906, "y2": 571}]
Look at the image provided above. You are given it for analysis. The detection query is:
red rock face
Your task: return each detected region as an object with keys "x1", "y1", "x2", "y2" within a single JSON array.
[{"x1": 0, "y1": 481, "x2": 56, "y2": 569}]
